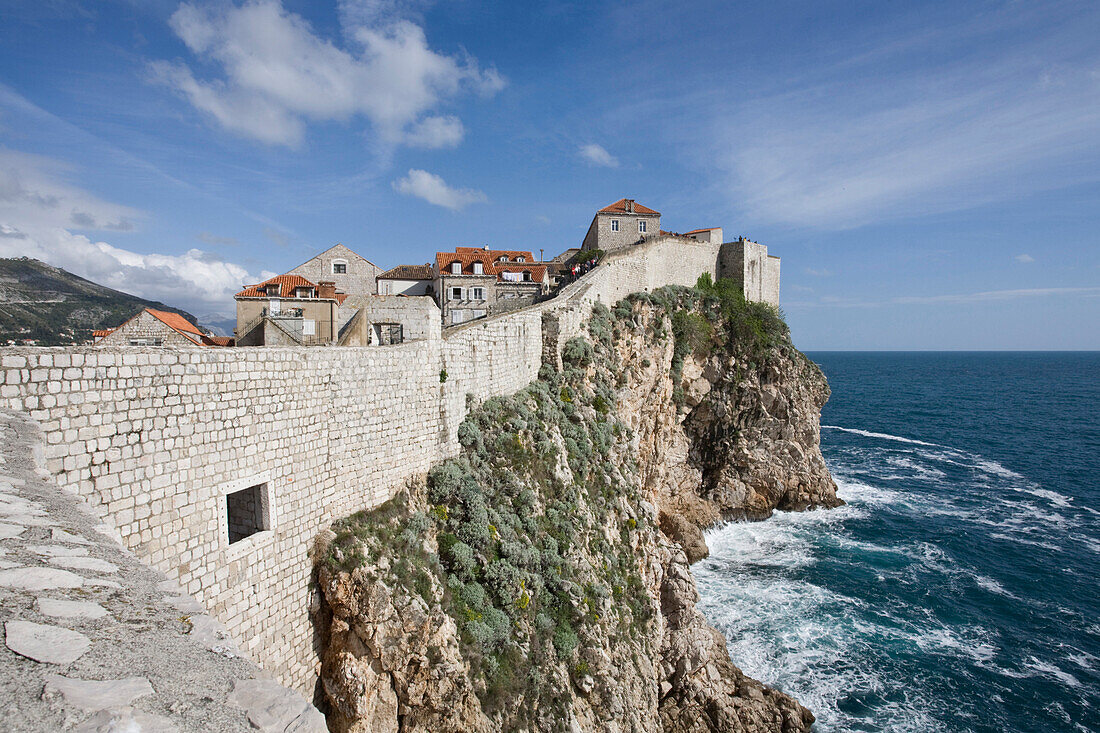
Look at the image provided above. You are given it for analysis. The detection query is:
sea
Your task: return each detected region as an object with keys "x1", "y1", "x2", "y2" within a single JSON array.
[{"x1": 694, "y1": 352, "x2": 1100, "y2": 733}]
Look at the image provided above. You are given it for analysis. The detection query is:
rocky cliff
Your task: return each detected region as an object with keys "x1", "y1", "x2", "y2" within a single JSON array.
[{"x1": 312, "y1": 280, "x2": 839, "y2": 732}]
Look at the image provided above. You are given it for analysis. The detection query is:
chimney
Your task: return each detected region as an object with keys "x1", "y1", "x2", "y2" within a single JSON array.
[
  {"x1": 318, "y1": 281, "x2": 336, "y2": 299},
  {"x1": 625, "y1": 199, "x2": 635, "y2": 213}
]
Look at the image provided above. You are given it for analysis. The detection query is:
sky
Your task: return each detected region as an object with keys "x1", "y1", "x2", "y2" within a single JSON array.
[{"x1": 0, "y1": 0, "x2": 1098, "y2": 349}]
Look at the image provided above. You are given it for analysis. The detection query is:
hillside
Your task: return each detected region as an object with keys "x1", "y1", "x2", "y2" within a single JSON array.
[{"x1": 0, "y1": 257, "x2": 199, "y2": 346}]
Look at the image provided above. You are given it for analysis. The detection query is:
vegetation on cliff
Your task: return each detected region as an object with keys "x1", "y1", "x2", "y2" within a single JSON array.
[{"x1": 316, "y1": 277, "x2": 829, "y2": 732}]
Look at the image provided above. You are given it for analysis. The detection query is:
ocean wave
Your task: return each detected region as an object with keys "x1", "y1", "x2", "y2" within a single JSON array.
[
  {"x1": 822, "y1": 425, "x2": 941, "y2": 447},
  {"x1": 1025, "y1": 657, "x2": 1082, "y2": 689}
]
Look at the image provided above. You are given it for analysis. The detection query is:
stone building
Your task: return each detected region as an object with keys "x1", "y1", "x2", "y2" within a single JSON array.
[
  {"x1": 285, "y1": 244, "x2": 382, "y2": 297},
  {"x1": 94, "y1": 308, "x2": 229, "y2": 347},
  {"x1": 581, "y1": 199, "x2": 662, "y2": 252},
  {"x1": 376, "y1": 264, "x2": 435, "y2": 296},
  {"x1": 234, "y1": 275, "x2": 344, "y2": 345},
  {"x1": 718, "y1": 237, "x2": 781, "y2": 307},
  {"x1": 434, "y1": 247, "x2": 547, "y2": 326}
]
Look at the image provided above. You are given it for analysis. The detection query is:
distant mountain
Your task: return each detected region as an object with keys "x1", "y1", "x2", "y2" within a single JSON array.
[{"x1": 0, "y1": 257, "x2": 200, "y2": 346}]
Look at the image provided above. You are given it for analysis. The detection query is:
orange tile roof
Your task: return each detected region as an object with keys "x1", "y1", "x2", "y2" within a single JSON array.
[
  {"x1": 435, "y1": 249, "x2": 545, "y2": 283},
  {"x1": 683, "y1": 228, "x2": 719, "y2": 235},
  {"x1": 454, "y1": 247, "x2": 534, "y2": 261},
  {"x1": 235, "y1": 274, "x2": 319, "y2": 299},
  {"x1": 203, "y1": 335, "x2": 235, "y2": 347},
  {"x1": 598, "y1": 199, "x2": 660, "y2": 216},
  {"x1": 92, "y1": 329, "x2": 113, "y2": 339},
  {"x1": 141, "y1": 309, "x2": 205, "y2": 345}
]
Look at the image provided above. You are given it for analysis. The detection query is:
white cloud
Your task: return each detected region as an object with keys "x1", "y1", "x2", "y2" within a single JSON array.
[
  {"x1": 805, "y1": 267, "x2": 833, "y2": 277},
  {"x1": 153, "y1": 1, "x2": 504, "y2": 147},
  {"x1": 703, "y1": 9, "x2": 1100, "y2": 229},
  {"x1": 392, "y1": 168, "x2": 487, "y2": 210},
  {"x1": 892, "y1": 287, "x2": 1100, "y2": 305},
  {"x1": 403, "y1": 115, "x2": 464, "y2": 148},
  {"x1": 579, "y1": 143, "x2": 618, "y2": 168},
  {"x1": 0, "y1": 148, "x2": 267, "y2": 319},
  {"x1": 1015, "y1": 253, "x2": 1035, "y2": 263}
]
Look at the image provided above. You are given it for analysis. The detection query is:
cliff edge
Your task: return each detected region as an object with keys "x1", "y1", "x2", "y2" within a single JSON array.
[{"x1": 312, "y1": 280, "x2": 839, "y2": 732}]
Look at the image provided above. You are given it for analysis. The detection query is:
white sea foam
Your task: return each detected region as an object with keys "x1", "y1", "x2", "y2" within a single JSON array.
[
  {"x1": 1025, "y1": 657, "x2": 1082, "y2": 689},
  {"x1": 822, "y1": 425, "x2": 940, "y2": 447},
  {"x1": 1009, "y1": 487, "x2": 1074, "y2": 508}
]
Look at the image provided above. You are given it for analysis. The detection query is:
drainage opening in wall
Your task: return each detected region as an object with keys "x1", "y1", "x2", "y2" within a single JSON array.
[{"x1": 226, "y1": 482, "x2": 271, "y2": 544}]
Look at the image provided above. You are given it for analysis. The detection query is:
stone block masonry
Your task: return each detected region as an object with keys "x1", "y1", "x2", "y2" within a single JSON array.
[{"x1": 0, "y1": 235, "x2": 743, "y2": 696}]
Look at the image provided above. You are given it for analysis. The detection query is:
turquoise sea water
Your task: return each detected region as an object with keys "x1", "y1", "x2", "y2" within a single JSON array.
[{"x1": 694, "y1": 352, "x2": 1100, "y2": 732}]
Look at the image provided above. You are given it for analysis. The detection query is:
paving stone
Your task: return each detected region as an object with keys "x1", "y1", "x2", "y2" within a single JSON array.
[
  {"x1": 0, "y1": 522, "x2": 26, "y2": 540},
  {"x1": 5, "y1": 619, "x2": 91, "y2": 664},
  {"x1": 29, "y1": 544, "x2": 90, "y2": 557},
  {"x1": 48, "y1": 557, "x2": 118, "y2": 574},
  {"x1": 74, "y1": 706, "x2": 180, "y2": 733},
  {"x1": 36, "y1": 598, "x2": 109, "y2": 620},
  {"x1": 227, "y1": 679, "x2": 327, "y2": 733},
  {"x1": 51, "y1": 528, "x2": 92, "y2": 545},
  {"x1": 43, "y1": 674, "x2": 154, "y2": 711},
  {"x1": 0, "y1": 566, "x2": 85, "y2": 591}
]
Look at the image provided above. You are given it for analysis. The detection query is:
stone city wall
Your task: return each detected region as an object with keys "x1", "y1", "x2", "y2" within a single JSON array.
[{"x1": 0, "y1": 236, "x2": 730, "y2": 696}]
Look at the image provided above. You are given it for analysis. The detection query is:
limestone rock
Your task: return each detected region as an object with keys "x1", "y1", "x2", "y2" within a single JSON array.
[
  {"x1": 228, "y1": 678, "x2": 327, "y2": 733},
  {"x1": 43, "y1": 674, "x2": 154, "y2": 710},
  {"x1": 0, "y1": 566, "x2": 85, "y2": 591},
  {"x1": 5, "y1": 619, "x2": 91, "y2": 664},
  {"x1": 36, "y1": 598, "x2": 109, "y2": 620}
]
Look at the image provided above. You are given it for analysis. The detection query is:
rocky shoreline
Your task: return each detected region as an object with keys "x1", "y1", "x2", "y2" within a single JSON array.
[{"x1": 312, "y1": 286, "x2": 839, "y2": 732}]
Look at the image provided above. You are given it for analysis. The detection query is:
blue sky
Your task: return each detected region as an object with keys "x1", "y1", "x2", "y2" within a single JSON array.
[{"x1": 1, "y1": 0, "x2": 1098, "y2": 348}]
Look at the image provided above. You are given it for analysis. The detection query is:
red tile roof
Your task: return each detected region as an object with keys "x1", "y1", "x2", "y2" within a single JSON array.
[
  {"x1": 683, "y1": 228, "x2": 719, "y2": 235},
  {"x1": 92, "y1": 329, "x2": 113, "y2": 340},
  {"x1": 454, "y1": 247, "x2": 534, "y2": 261},
  {"x1": 235, "y1": 274, "x2": 320, "y2": 299},
  {"x1": 435, "y1": 249, "x2": 545, "y2": 283},
  {"x1": 598, "y1": 199, "x2": 660, "y2": 216},
  {"x1": 203, "y1": 335, "x2": 235, "y2": 347}
]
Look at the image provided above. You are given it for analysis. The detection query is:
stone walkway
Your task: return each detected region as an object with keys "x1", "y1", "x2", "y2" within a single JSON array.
[{"x1": 0, "y1": 410, "x2": 325, "y2": 732}]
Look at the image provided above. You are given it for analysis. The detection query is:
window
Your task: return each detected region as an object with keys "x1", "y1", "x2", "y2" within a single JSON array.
[
  {"x1": 473, "y1": 262, "x2": 484, "y2": 274},
  {"x1": 516, "y1": 256, "x2": 525, "y2": 262},
  {"x1": 450, "y1": 286, "x2": 463, "y2": 300},
  {"x1": 471, "y1": 309, "x2": 486, "y2": 319},
  {"x1": 610, "y1": 219, "x2": 620, "y2": 232},
  {"x1": 451, "y1": 262, "x2": 462, "y2": 274},
  {"x1": 128, "y1": 338, "x2": 163, "y2": 346},
  {"x1": 302, "y1": 320, "x2": 315, "y2": 336},
  {"x1": 638, "y1": 220, "x2": 647, "y2": 233},
  {"x1": 226, "y1": 482, "x2": 270, "y2": 544},
  {"x1": 522, "y1": 271, "x2": 532, "y2": 282},
  {"x1": 374, "y1": 323, "x2": 403, "y2": 345},
  {"x1": 451, "y1": 310, "x2": 466, "y2": 324},
  {"x1": 265, "y1": 284, "x2": 281, "y2": 296},
  {"x1": 332, "y1": 260, "x2": 347, "y2": 274},
  {"x1": 471, "y1": 287, "x2": 485, "y2": 301},
  {"x1": 497, "y1": 256, "x2": 509, "y2": 262}
]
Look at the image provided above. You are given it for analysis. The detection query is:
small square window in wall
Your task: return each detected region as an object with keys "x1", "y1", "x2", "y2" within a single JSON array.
[
  {"x1": 226, "y1": 482, "x2": 271, "y2": 544},
  {"x1": 639, "y1": 220, "x2": 647, "y2": 233},
  {"x1": 611, "y1": 219, "x2": 620, "y2": 232},
  {"x1": 333, "y1": 261, "x2": 347, "y2": 274}
]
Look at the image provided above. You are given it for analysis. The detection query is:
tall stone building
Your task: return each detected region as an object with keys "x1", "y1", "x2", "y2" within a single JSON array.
[
  {"x1": 434, "y1": 247, "x2": 547, "y2": 325},
  {"x1": 286, "y1": 244, "x2": 382, "y2": 297},
  {"x1": 581, "y1": 199, "x2": 662, "y2": 252}
]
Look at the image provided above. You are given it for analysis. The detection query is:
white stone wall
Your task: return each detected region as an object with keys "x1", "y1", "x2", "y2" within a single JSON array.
[{"x1": 0, "y1": 234, "x2": 744, "y2": 697}]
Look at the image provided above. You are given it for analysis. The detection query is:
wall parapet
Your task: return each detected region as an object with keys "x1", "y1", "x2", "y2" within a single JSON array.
[{"x1": 0, "y1": 234, "x2": 729, "y2": 696}]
